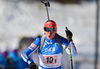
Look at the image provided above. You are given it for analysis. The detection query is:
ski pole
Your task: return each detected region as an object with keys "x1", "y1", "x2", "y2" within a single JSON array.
[
  {"x1": 41, "y1": 1, "x2": 50, "y2": 20},
  {"x1": 65, "y1": 27, "x2": 73, "y2": 69}
]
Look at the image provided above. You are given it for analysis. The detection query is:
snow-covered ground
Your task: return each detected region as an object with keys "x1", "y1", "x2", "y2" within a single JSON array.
[{"x1": 0, "y1": 1, "x2": 100, "y2": 69}]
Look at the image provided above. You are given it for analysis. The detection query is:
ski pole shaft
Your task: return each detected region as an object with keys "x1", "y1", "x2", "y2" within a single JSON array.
[
  {"x1": 69, "y1": 42, "x2": 73, "y2": 69},
  {"x1": 41, "y1": 1, "x2": 50, "y2": 20},
  {"x1": 65, "y1": 27, "x2": 73, "y2": 69},
  {"x1": 46, "y1": 6, "x2": 50, "y2": 20}
]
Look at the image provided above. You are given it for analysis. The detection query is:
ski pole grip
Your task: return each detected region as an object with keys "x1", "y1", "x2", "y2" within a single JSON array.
[
  {"x1": 65, "y1": 27, "x2": 70, "y2": 38},
  {"x1": 46, "y1": 2, "x2": 50, "y2": 7},
  {"x1": 41, "y1": 1, "x2": 50, "y2": 7},
  {"x1": 65, "y1": 27, "x2": 68, "y2": 31}
]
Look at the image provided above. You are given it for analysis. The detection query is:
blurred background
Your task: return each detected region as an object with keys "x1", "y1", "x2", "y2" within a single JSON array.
[{"x1": 0, "y1": 0, "x2": 100, "y2": 69}]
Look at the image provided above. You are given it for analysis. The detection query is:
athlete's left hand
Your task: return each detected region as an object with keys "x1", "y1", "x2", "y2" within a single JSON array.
[{"x1": 65, "y1": 30, "x2": 73, "y2": 41}]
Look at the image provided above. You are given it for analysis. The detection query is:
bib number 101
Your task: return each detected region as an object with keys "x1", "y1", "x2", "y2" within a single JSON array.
[{"x1": 43, "y1": 56, "x2": 57, "y2": 64}]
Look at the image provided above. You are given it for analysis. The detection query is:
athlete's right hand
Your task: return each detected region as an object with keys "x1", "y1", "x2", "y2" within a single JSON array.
[{"x1": 29, "y1": 62, "x2": 38, "y2": 69}]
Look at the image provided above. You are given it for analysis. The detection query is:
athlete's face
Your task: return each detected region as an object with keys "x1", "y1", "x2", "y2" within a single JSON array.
[{"x1": 44, "y1": 28, "x2": 57, "y2": 40}]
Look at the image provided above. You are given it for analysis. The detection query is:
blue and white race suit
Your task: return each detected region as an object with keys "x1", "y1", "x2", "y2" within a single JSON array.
[{"x1": 21, "y1": 36, "x2": 77, "y2": 69}]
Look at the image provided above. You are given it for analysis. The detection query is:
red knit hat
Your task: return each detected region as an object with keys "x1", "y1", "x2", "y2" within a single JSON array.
[{"x1": 44, "y1": 20, "x2": 57, "y2": 28}]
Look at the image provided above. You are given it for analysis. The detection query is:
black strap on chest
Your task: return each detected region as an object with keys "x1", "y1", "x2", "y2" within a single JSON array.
[{"x1": 38, "y1": 33, "x2": 63, "y2": 54}]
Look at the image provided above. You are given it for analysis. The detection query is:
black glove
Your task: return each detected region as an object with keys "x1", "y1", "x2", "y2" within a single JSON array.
[
  {"x1": 65, "y1": 29, "x2": 73, "y2": 41},
  {"x1": 29, "y1": 62, "x2": 38, "y2": 69}
]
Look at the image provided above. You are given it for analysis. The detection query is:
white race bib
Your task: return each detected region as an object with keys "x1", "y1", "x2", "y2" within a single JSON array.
[
  {"x1": 43, "y1": 55, "x2": 57, "y2": 64},
  {"x1": 39, "y1": 53, "x2": 62, "y2": 68}
]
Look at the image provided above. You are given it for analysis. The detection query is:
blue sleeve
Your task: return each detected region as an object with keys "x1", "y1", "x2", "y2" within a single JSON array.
[
  {"x1": 21, "y1": 37, "x2": 41, "y2": 63},
  {"x1": 32, "y1": 37, "x2": 41, "y2": 46},
  {"x1": 66, "y1": 41, "x2": 77, "y2": 57}
]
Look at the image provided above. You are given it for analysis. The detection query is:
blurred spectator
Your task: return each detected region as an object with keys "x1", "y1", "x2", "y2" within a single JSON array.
[
  {"x1": 7, "y1": 49, "x2": 29, "y2": 69},
  {"x1": 1, "y1": 51, "x2": 8, "y2": 58},
  {"x1": 7, "y1": 50, "x2": 19, "y2": 69},
  {"x1": 0, "y1": 36, "x2": 41, "y2": 69},
  {"x1": 5, "y1": 58, "x2": 15, "y2": 69},
  {"x1": 0, "y1": 53, "x2": 6, "y2": 69}
]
